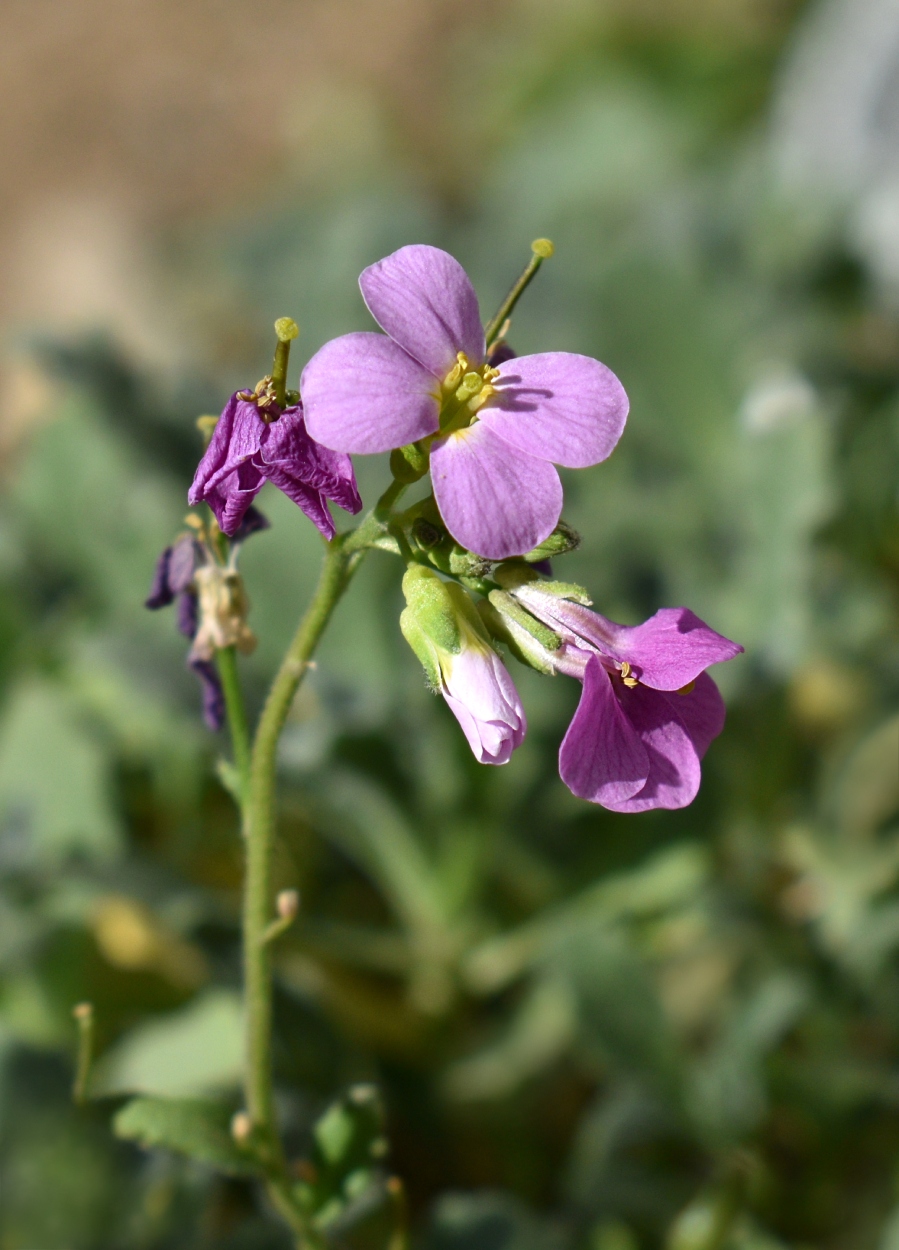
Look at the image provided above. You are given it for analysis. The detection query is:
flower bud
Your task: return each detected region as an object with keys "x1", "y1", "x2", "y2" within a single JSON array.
[{"x1": 400, "y1": 567, "x2": 526, "y2": 765}]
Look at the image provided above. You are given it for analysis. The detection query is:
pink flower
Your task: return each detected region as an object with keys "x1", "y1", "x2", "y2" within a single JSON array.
[
  {"x1": 507, "y1": 582, "x2": 743, "y2": 811},
  {"x1": 301, "y1": 245, "x2": 628, "y2": 560}
]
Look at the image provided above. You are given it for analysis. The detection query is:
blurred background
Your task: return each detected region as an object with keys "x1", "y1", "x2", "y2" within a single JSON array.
[{"x1": 1, "y1": 0, "x2": 899, "y2": 1246}]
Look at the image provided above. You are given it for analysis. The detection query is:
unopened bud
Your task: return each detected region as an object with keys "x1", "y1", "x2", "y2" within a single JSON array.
[
  {"x1": 231, "y1": 1111, "x2": 253, "y2": 1144},
  {"x1": 277, "y1": 889, "x2": 300, "y2": 921},
  {"x1": 522, "y1": 520, "x2": 581, "y2": 562}
]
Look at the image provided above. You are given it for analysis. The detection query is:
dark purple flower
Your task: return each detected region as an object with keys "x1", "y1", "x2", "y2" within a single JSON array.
[
  {"x1": 188, "y1": 395, "x2": 362, "y2": 538},
  {"x1": 301, "y1": 245, "x2": 629, "y2": 560},
  {"x1": 508, "y1": 583, "x2": 743, "y2": 811}
]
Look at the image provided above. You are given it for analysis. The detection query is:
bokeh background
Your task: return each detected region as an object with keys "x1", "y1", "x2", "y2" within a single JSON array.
[{"x1": 1, "y1": 0, "x2": 899, "y2": 1246}]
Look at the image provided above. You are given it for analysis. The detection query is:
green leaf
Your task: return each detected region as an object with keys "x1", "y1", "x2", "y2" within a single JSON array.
[
  {"x1": 113, "y1": 1096, "x2": 259, "y2": 1175},
  {"x1": 91, "y1": 989, "x2": 243, "y2": 1097}
]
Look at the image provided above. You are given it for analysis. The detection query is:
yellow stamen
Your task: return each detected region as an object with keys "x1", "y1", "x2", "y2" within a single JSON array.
[
  {"x1": 620, "y1": 660, "x2": 640, "y2": 688},
  {"x1": 442, "y1": 351, "x2": 469, "y2": 392},
  {"x1": 468, "y1": 383, "x2": 496, "y2": 413}
]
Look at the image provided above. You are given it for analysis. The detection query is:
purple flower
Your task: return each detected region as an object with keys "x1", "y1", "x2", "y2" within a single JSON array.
[
  {"x1": 508, "y1": 583, "x2": 743, "y2": 811},
  {"x1": 188, "y1": 393, "x2": 362, "y2": 539},
  {"x1": 301, "y1": 245, "x2": 629, "y2": 560}
]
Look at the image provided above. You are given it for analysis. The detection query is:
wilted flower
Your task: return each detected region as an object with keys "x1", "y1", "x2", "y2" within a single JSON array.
[
  {"x1": 400, "y1": 566, "x2": 526, "y2": 765},
  {"x1": 497, "y1": 573, "x2": 742, "y2": 811},
  {"x1": 146, "y1": 509, "x2": 267, "y2": 730},
  {"x1": 301, "y1": 245, "x2": 628, "y2": 560},
  {"x1": 189, "y1": 391, "x2": 362, "y2": 538}
]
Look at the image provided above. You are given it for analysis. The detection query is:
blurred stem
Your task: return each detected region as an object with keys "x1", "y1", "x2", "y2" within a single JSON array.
[
  {"x1": 216, "y1": 646, "x2": 251, "y2": 797},
  {"x1": 240, "y1": 473, "x2": 406, "y2": 1237}
]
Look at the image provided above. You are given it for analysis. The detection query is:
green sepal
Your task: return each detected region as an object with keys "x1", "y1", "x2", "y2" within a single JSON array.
[
  {"x1": 294, "y1": 1085, "x2": 388, "y2": 1227},
  {"x1": 494, "y1": 563, "x2": 591, "y2": 603},
  {"x1": 487, "y1": 590, "x2": 561, "y2": 651},
  {"x1": 536, "y1": 579, "x2": 592, "y2": 604},
  {"x1": 401, "y1": 566, "x2": 462, "y2": 654},
  {"x1": 113, "y1": 1096, "x2": 260, "y2": 1175},
  {"x1": 400, "y1": 610, "x2": 441, "y2": 690},
  {"x1": 477, "y1": 601, "x2": 559, "y2": 676},
  {"x1": 521, "y1": 519, "x2": 581, "y2": 562},
  {"x1": 389, "y1": 443, "x2": 429, "y2": 483}
]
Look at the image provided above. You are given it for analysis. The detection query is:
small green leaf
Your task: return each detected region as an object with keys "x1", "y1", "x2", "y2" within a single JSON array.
[{"x1": 113, "y1": 1096, "x2": 259, "y2": 1175}]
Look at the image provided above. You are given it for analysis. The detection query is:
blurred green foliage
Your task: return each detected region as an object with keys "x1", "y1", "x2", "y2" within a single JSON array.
[{"x1": 2, "y1": 3, "x2": 899, "y2": 1248}]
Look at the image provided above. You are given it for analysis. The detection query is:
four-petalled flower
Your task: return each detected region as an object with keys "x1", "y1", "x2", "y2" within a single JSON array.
[{"x1": 301, "y1": 245, "x2": 629, "y2": 560}]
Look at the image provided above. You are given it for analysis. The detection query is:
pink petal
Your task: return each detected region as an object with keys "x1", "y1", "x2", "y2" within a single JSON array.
[
  {"x1": 559, "y1": 656, "x2": 650, "y2": 806},
  {"x1": 667, "y1": 671, "x2": 727, "y2": 759},
  {"x1": 301, "y1": 332, "x2": 440, "y2": 454},
  {"x1": 482, "y1": 353, "x2": 629, "y2": 468},
  {"x1": 359, "y1": 245, "x2": 485, "y2": 377},
  {"x1": 582, "y1": 607, "x2": 742, "y2": 690},
  {"x1": 599, "y1": 683, "x2": 710, "y2": 813},
  {"x1": 430, "y1": 421, "x2": 563, "y2": 560},
  {"x1": 259, "y1": 407, "x2": 362, "y2": 515}
]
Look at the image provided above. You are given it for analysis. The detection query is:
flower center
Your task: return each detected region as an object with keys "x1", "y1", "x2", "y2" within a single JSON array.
[
  {"x1": 237, "y1": 375, "x2": 282, "y2": 422},
  {"x1": 437, "y1": 352, "x2": 500, "y2": 435}
]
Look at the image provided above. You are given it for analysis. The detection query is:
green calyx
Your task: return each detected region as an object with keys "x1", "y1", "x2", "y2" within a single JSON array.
[
  {"x1": 494, "y1": 562, "x2": 592, "y2": 604},
  {"x1": 477, "y1": 600, "x2": 558, "y2": 676},
  {"x1": 400, "y1": 567, "x2": 492, "y2": 688},
  {"x1": 521, "y1": 520, "x2": 581, "y2": 562},
  {"x1": 390, "y1": 443, "x2": 430, "y2": 484},
  {"x1": 487, "y1": 590, "x2": 561, "y2": 652}
]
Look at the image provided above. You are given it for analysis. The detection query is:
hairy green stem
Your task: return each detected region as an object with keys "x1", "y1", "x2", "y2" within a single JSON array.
[{"x1": 216, "y1": 646, "x2": 252, "y2": 794}]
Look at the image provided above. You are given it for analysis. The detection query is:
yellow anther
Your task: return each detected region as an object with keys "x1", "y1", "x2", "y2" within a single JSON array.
[
  {"x1": 468, "y1": 384, "x2": 496, "y2": 413},
  {"x1": 677, "y1": 680, "x2": 696, "y2": 695},
  {"x1": 484, "y1": 366, "x2": 500, "y2": 382},
  {"x1": 531, "y1": 238, "x2": 554, "y2": 259},
  {"x1": 619, "y1": 660, "x2": 640, "y2": 688},
  {"x1": 443, "y1": 353, "x2": 468, "y2": 391},
  {"x1": 184, "y1": 513, "x2": 204, "y2": 531}
]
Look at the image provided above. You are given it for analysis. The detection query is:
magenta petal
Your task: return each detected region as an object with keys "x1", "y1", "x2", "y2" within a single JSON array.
[
  {"x1": 483, "y1": 353, "x2": 629, "y2": 468},
  {"x1": 359, "y1": 245, "x2": 485, "y2": 378},
  {"x1": 189, "y1": 395, "x2": 264, "y2": 503},
  {"x1": 559, "y1": 656, "x2": 650, "y2": 806},
  {"x1": 667, "y1": 671, "x2": 727, "y2": 759},
  {"x1": 203, "y1": 460, "x2": 265, "y2": 536},
  {"x1": 430, "y1": 422, "x2": 563, "y2": 560},
  {"x1": 302, "y1": 332, "x2": 440, "y2": 454},
  {"x1": 584, "y1": 607, "x2": 742, "y2": 690},
  {"x1": 599, "y1": 684, "x2": 708, "y2": 813},
  {"x1": 260, "y1": 407, "x2": 362, "y2": 515},
  {"x1": 261, "y1": 465, "x2": 335, "y2": 540}
]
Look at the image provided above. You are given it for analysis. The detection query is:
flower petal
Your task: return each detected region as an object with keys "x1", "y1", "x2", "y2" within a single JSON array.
[
  {"x1": 586, "y1": 607, "x2": 742, "y2": 690},
  {"x1": 359, "y1": 244, "x2": 485, "y2": 377},
  {"x1": 302, "y1": 332, "x2": 440, "y2": 454},
  {"x1": 430, "y1": 421, "x2": 563, "y2": 560},
  {"x1": 599, "y1": 683, "x2": 708, "y2": 813},
  {"x1": 441, "y1": 647, "x2": 526, "y2": 765},
  {"x1": 261, "y1": 464, "x2": 336, "y2": 541},
  {"x1": 559, "y1": 655, "x2": 650, "y2": 806},
  {"x1": 260, "y1": 406, "x2": 362, "y2": 515},
  {"x1": 188, "y1": 394, "x2": 264, "y2": 503},
  {"x1": 203, "y1": 460, "x2": 265, "y2": 536},
  {"x1": 668, "y1": 671, "x2": 727, "y2": 759},
  {"x1": 481, "y1": 353, "x2": 628, "y2": 468}
]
